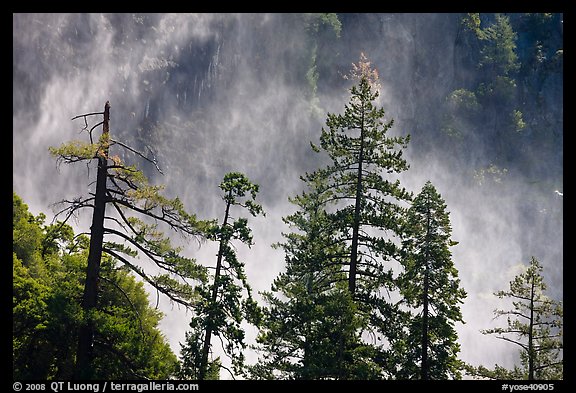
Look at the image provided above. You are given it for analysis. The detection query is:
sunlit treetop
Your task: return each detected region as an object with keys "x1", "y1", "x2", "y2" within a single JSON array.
[{"x1": 343, "y1": 52, "x2": 382, "y2": 93}]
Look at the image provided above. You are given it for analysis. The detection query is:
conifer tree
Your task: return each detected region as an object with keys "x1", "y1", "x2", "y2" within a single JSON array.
[
  {"x1": 251, "y1": 174, "x2": 380, "y2": 379},
  {"x1": 49, "y1": 102, "x2": 210, "y2": 378},
  {"x1": 253, "y1": 54, "x2": 411, "y2": 379},
  {"x1": 307, "y1": 54, "x2": 411, "y2": 298},
  {"x1": 395, "y1": 181, "x2": 466, "y2": 379},
  {"x1": 467, "y1": 257, "x2": 563, "y2": 380},
  {"x1": 179, "y1": 172, "x2": 264, "y2": 380}
]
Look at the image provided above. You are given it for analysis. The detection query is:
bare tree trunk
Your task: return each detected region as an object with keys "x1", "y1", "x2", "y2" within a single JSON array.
[
  {"x1": 528, "y1": 276, "x2": 535, "y2": 380},
  {"x1": 421, "y1": 265, "x2": 430, "y2": 380},
  {"x1": 74, "y1": 101, "x2": 110, "y2": 379},
  {"x1": 199, "y1": 191, "x2": 231, "y2": 380},
  {"x1": 420, "y1": 193, "x2": 431, "y2": 380},
  {"x1": 349, "y1": 111, "x2": 365, "y2": 296}
]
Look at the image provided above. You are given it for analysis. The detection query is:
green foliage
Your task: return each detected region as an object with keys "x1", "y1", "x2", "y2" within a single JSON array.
[
  {"x1": 49, "y1": 140, "x2": 100, "y2": 165},
  {"x1": 13, "y1": 193, "x2": 179, "y2": 379},
  {"x1": 511, "y1": 109, "x2": 526, "y2": 132},
  {"x1": 477, "y1": 75, "x2": 517, "y2": 107},
  {"x1": 253, "y1": 57, "x2": 412, "y2": 379},
  {"x1": 473, "y1": 163, "x2": 509, "y2": 186},
  {"x1": 396, "y1": 181, "x2": 466, "y2": 379},
  {"x1": 180, "y1": 172, "x2": 264, "y2": 379},
  {"x1": 255, "y1": 282, "x2": 381, "y2": 380},
  {"x1": 441, "y1": 88, "x2": 481, "y2": 140},
  {"x1": 49, "y1": 107, "x2": 212, "y2": 316},
  {"x1": 177, "y1": 319, "x2": 221, "y2": 380},
  {"x1": 251, "y1": 177, "x2": 382, "y2": 379},
  {"x1": 304, "y1": 13, "x2": 342, "y2": 38},
  {"x1": 444, "y1": 12, "x2": 562, "y2": 183},
  {"x1": 301, "y1": 13, "x2": 342, "y2": 114},
  {"x1": 462, "y1": 13, "x2": 483, "y2": 38},
  {"x1": 478, "y1": 14, "x2": 520, "y2": 75},
  {"x1": 218, "y1": 172, "x2": 264, "y2": 219},
  {"x1": 306, "y1": 55, "x2": 411, "y2": 315},
  {"x1": 464, "y1": 363, "x2": 523, "y2": 380},
  {"x1": 467, "y1": 257, "x2": 563, "y2": 380},
  {"x1": 443, "y1": 13, "x2": 525, "y2": 173},
  {"x1": 13, "y1": 193, "x2": 46, "y2": 269},
  {"x1": 447, "y1": 89, "x2": 481, "y2": 114},
  {"x1": 13, "y1": 253, "x2": 53, "y2": 378}
]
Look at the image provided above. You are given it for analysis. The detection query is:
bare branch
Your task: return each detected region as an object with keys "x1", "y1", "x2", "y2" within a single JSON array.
[
  {"x1": 107, "y1": 165, "x2": 139, "y2": 172},
  {"x1": 109, "y1": 197, "x2": 202, "y2": 237},
  {"x1": 88, "y1": 121, "x2": 104, "y2": 144},
  {"x1": 145, "y1": 144, "x2": 164, "y2": 175},
  {"x1": 110, "y1": 138, "x2": 164, "y2": 175},
  {"x1": 103, "y1": 227, "x2": 169, "y2": 267},
  {"x1": 219, "y1": 363, "x2": 237, "y2": 380},
  {"x1": 104, "y1": 226, "x2": 199, "y2": 284},
  {"x1": 109, "y1": 199, "x2": 142, "y2": 237},
  {"x1": 50, "y1": 196, "x2": 95, "y2": 226},
  {"x1": 104, "y1": 215, "x2": 129, "y2": 233},
  {"x1": 108, "y1": 173, "x2": 139, "y2": 192},
  {"x1": 71, "y1": 111, "x2": 105, "y2": 121},
  {"x1": 71, "y1": 110, "x2": 105, "y2": 144},
  {"x1": 494, "y1": 336, "x2": 529, "y2": 350},
  {"x1": 55, "y1": 154, "x2": 96, "y2": 166},
  {"x1": 493, "y1": 310, "x2": 530, "y2": 320}
]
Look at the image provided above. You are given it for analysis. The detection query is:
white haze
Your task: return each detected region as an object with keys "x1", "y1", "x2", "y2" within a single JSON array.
[{"x1": 13, "y1": 13, "x2": 562, "y2": 379}]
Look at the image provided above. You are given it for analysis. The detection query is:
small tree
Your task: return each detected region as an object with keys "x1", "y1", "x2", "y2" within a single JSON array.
[
  {"x1": 179, "y1": 172, "x2": 264, "y2": 380},
  {"x1": 49, "y1": 101, "x2": 210, "y2": 379},
  {"x1": 443, "y1": 13, "x2": 525, "y2": 167},
  {"x1": 467, "y1": 257, "x2": 563, "y2": 380}
]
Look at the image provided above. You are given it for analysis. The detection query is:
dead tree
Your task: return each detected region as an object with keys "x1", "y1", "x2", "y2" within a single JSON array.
[
  {"x1": 50, "y1": 101, "x2": 210, "y2": 379},
  {"x1": 74, "y1": 101, "x2": 110, "y2": 379}
]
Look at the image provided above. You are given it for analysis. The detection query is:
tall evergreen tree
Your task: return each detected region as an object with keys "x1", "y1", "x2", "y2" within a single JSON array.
[
  {"x1": 178, "y1": 172, "x2": 264, "y2": 380},
  {"x1": 309, "y1": 54, "x2": 411, "y2": 372},
  {"x1": 253, "y1": 54, "x2": 411, "y2": 379},
  {"x1": 395, "y1": 181, "x2": 466, "y2": 379},
  {"x1": 467, "y1": 257, "x2": 563, "y2": 380},
  {"x1": 307, "y1": 54, "x2": 411, "y2": 298}
]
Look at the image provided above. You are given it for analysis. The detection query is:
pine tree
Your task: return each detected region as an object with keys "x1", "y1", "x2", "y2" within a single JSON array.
[
  {"x1": 308, "y1": 54, "x2": 411, "y2": 297},
  {"x1": 49, "y1": 102, "x2": 210, "y2": 378},
  {"x1": 467, "y1": 257, "x2": 563, "y2": 380},
  {"x1": 395, "y1": 181, "x2": 466, "y2": 379},
  {"x1": 179, "y1": 172, "x2": 264, "y2": 380},
  {"x1": 310, "y1": 54, "x2": 411, "y2": 372},
  {"x1": 253, "y1": 54, "x2": 411, "y2": 379}
]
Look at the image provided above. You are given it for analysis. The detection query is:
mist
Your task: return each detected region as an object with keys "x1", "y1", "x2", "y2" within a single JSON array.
[{"x1": 13, "y1": 13, "x2": 563, "y2": 378}]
